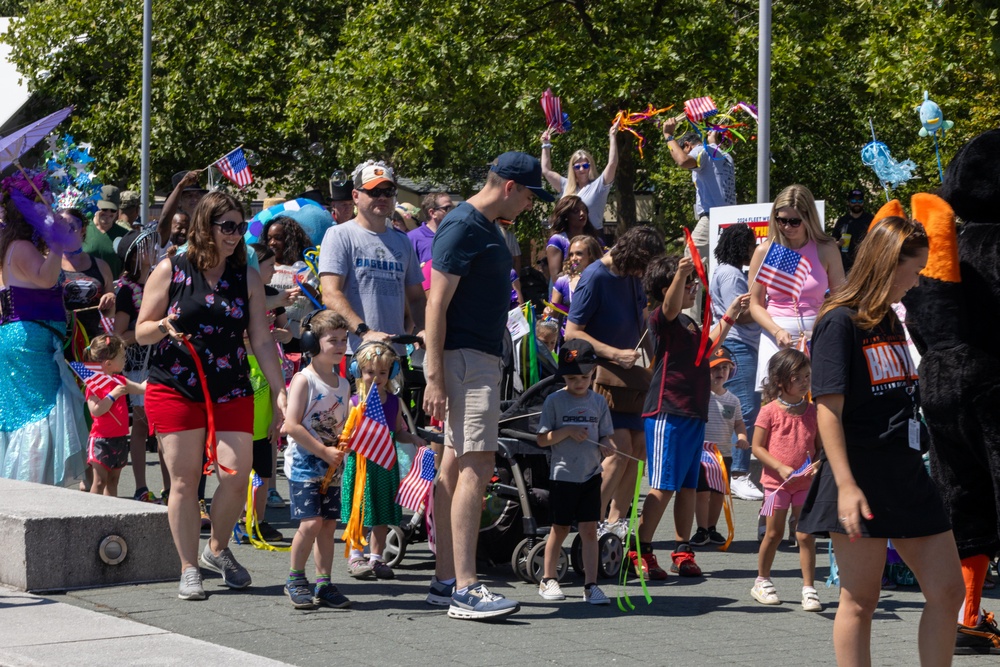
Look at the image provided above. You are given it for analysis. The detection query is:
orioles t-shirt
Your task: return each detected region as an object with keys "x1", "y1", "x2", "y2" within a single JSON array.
[{"x1": 811, "y1": 307, "x2": 917, "y2": 449}]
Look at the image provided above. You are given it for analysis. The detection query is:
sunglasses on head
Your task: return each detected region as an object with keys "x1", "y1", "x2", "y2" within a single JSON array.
[
  {"x1": 776, "y1": 216, "x2": 803, "y2": 228},
  {"x1": 212, "y1": 219, "x2": 249, "y2": 236},
  {"x1": 361, "y1": 186, "x2": 397, "y2": 199},
  {"x1": 573, "y1": 162, "x2": 591, "y2": 171}
]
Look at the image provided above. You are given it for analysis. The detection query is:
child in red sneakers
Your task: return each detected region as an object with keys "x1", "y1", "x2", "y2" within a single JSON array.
[
  {"x1": 634, "y1": 255, "x2": 748, "y2": 580},
  {"x1": 536, "y1": 339, "x2": 616, "y2": 605},
  {"x1": 750, "y1": 349, "x2": 820, "y2": 611},
  {"x1": 84, "y1": 334, "x2": 146, "y2": 497}
]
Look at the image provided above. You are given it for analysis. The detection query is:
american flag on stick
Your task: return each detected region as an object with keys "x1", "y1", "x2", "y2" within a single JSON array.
[
  {"x1": 540, "y1": 88, "x2": 567, "y2": 134},
  {"x1": 760, "y1": 455, "x2": 813, "y2": 517},
  {"x1": 214, "y1": 147, "x2": 253, "y2": 188},
  {"x1": 754, "y1": 242, "x2": 813, "y2": 300},
  {"x1": 685, "y1": 96, "x2": 718, "y2": 123},
  {"x1": 68, "y1": 361, "x2": 124, "y2": 395},
  {"x1": 395, "y1": 446, "x2": 436, "y2": 511},
  {"x1": 700, "y1": 442, "x2": 728, "y2": 493},
  {"x1": 99, "y1": 312, "x2": 115, "y2": 335},
  {"x1": 348, "y1": 383, "x2": 397, "y2": 470}
]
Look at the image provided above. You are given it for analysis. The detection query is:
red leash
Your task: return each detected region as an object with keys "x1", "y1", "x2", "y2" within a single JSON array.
[
  {"x1": 182, "y1": 338, "x2": 235, "y2": 476},
  {"x1": 684, "y1": 227, "x2": 713, "y2": 366}
]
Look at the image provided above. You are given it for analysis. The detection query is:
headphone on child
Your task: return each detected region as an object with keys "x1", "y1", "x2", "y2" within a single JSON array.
[
  {"x1": 348, "y1": 340, "x2": 401, "y2": 381},
  {"x1": 299, "y1": 308, "x2": 323, "y2": 357}
]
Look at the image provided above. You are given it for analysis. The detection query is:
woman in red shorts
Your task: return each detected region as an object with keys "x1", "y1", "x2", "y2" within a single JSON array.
[{"x1": 137, "y1": 191, "x2": 287, "y2": 600}]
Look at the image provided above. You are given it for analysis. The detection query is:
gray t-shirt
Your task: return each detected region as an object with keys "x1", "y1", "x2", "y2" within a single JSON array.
[
  {"x1": 538, "y1": 388, "x2": 614, "y2": 483},
  {"x1": 559, "y1": 175, "x2": 611, "y2": 230},
  {"x1": 711, "y1": 263, "x2": 760, "y2": 350},
  {"x1": 690, "y1": 144, "x2": 736, "y2": 218},
  {"x1": 317, "y1": 219, "x2": 422, "y2": 353}
]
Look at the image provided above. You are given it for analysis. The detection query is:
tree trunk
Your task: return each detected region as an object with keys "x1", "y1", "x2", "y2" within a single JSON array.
[{"x1": 615, "y1": 133, "x2": 636, "y2": 233}]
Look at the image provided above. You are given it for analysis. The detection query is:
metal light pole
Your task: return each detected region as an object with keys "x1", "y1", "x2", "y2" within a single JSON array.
[
  {"x1": 756, "y1": 0, "x2": 772, "y2": 203},
  {"x1": 140, "y1": 0, "x2": 152, "y2": 226}
]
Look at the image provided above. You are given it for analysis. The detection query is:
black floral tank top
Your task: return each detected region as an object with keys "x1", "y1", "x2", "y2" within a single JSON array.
[{"x1": 148, "y1": 255, "x2": 251, "y2": 403}]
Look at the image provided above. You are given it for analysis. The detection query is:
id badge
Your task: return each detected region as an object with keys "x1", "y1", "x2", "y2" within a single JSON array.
[{"x1": 908, "y1": 418, "x2": 921, "y2": 451}]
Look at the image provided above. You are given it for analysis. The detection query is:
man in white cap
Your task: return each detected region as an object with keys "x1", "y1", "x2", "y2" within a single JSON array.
[{"x1": 318, "y1": 160, "x2": 425, "y2": 356}]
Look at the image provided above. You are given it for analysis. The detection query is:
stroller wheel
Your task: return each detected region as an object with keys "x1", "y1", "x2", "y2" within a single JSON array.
[
  {"x1": 598, "y1": 533, "x2": 624, "y2": 579},
  {"x1": 527, "y1": 540, "x2": 567, "y2": 584},
  {"x1": 384, "y1": 525, "x2": 407, "y2": 568},
  {"x1": 570, "y1": 534, "x2": 584, "y2": 576},
  {"x1": 511, "y1": 538, "x2": 535, "y2": 583}
]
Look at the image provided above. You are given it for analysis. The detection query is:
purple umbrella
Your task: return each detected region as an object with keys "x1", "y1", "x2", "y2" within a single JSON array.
[{"x1": 0, "y1": 105, "x2": 74, "y2": 170}]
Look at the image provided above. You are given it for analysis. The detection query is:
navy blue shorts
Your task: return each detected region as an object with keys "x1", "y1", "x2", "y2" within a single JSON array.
[
  {"x1": 288, "y1": 479, "x2": 341, "y2": 521},
  {"x1": 645, "y1": 414, "x2": 705, "y2": 491}
]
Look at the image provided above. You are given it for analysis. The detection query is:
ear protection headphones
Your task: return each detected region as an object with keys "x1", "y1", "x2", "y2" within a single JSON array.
[
  {"x1": 349, "y1": 340, "x2": 401, "y2": 380},
  {"x1": 299, "y1": 308, "x2": 323, "y2": 356}
]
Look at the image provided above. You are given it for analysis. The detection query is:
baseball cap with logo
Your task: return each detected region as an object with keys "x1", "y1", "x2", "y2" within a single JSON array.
[
  {"x1": 709, "y1": 345, "x2": 737, "y2": 379},
  {"x1": 97, "y1": 185, "x2": 121, "y2": 211},
  {"x1": 557, "y1": 339, "x2": 599, "y2": 377},
  {"x1": 353, "y1": 162, "x2": 396, "y2": 190},
  {"x1": 490, "y1": 152, "x2": 555, "y2": 202}
]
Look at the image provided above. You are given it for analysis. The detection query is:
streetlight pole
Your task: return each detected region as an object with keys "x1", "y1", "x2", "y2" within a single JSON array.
[
  {"x1": 757, "y1": 0, "x2": 771, "y2": 203},
  {"x1": 140, "y1": 0, "x2": 151, "y2": 226}
]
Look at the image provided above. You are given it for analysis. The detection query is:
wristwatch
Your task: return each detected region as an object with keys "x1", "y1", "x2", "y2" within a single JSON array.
[
  {"x1": 158, "y1": 319, "x2": 168, "y2": 335},
  {"x1": 354, "y1": 322, "x2": 370, "y2": 337}
]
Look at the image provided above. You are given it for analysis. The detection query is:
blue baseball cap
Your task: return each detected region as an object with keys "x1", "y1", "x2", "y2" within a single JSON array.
[{"x1": 490, "y1": 152, "x2": 555, "y2": 202}]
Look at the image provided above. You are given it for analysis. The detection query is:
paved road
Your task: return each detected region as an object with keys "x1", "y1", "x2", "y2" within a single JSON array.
[{"x1": 17, "y1": 459, "x2": 999, "y2": 666}]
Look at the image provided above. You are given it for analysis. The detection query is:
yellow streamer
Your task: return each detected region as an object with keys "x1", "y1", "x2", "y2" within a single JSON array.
[
  {"x1": 705, "y1": 443, "x2": 735, "y2": 551},
  {"x1": 244, "y1": 469, "x2": 290, "y2": 552},
  {"x1": 341, "y1": 453, "x2": 368, "y2": 557}
]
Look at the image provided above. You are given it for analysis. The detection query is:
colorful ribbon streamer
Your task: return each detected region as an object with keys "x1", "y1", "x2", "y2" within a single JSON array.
[
  {"x1": 683, "y1": 228, "x2": 713, "y2": 366},
  {"x1": 241, "y1": 470, "x2": 290, "y2": 552},
  {"x1": 618, "y1": 460, "x2": 652, "y2": 611},
  {"x1": 612, "y1": 104, "x2": 673, "y2": 159},
  {"x1": 342, "y1": 453, "x2": 369, "y2": 557},
  {"x1": 704, "y1": 442, "x2": 735, "y2": 551},
  {"x1": 182, "y1": 338, "x2": 236, "y2": 476}
]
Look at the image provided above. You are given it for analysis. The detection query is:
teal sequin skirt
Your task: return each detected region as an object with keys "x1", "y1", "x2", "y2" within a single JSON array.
[{"x1": 0, "y1": 320, "x2": 87, "y2": 485}]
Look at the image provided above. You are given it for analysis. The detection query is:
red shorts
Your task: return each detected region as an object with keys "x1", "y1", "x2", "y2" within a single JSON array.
[{"x1": 145, "y1": 383, "x2": 254, "y2": 435}]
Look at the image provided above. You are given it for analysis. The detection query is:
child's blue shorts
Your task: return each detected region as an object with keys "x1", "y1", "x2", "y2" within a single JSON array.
[{"x1": 644, "y1": 413, "x2": 706, "y2": 491}]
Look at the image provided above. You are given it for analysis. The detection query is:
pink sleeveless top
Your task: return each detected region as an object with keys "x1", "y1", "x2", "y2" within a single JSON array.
[{"x1": 765, "y1": 239, "x2": 828, "y2": 318}]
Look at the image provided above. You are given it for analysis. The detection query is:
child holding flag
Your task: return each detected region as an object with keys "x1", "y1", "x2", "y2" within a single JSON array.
[
  {"x1": 79, "y1": 334, "x2": 146, "y2": 497},
  {"x1": 281, "y1": 310, "x2": 352, "y2": 609},
  {"x1": 751, "y1": 348, "x2": 820, "y2": 610},
  {"x1": 342, "y1": 341, "x2": 427, "y2": 580}
]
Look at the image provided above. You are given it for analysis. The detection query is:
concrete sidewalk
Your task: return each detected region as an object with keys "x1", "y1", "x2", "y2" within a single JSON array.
[{"x1": 11, "y1": 459, "x2": 998, "y2": 666}]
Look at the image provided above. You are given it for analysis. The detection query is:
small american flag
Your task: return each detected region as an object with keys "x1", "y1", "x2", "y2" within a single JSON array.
[
  {"x1": 348, "y1": 383, "x2": 397, "y2": 470},
  {"x1": 540, "y1": 88, "x2": 566, "y2": 134},
  {"x1": 395, "y1": 446, "x2": 436, "y2": 511},
  {"x1": 756, "y1": 243, "x2": 813, "y2": 299},
  {"x1": 760, "y1": 455, "x2": 813, "y2": 517},
  {"x1": 99, "y1": 312, "x2": 115, "y2": 335},
  {"x1": 700, "y1": 442, "x2": 727, "y2": 493},
  {"x1": 685, "y1": 96, "x2": 718, "y2": 123},
  {"x1": 69, "y1": 361, "x2": 123, "y2": 395},
  {"x1": 215, "y1": 147, "x2": 253, "y2": 188}
]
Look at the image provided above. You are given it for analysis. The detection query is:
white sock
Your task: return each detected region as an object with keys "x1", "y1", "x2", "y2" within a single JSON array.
[
  {"x1": 350, "y1": 549, "x2": 364, "y2": 561},
  {"x1": 369, "y1": 553, "x2": 384, "y2": 564}
]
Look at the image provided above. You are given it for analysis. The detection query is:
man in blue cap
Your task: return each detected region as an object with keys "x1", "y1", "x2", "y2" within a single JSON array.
[{"x1": 422, "y1": 152, "x2": 553, "y2": 621}]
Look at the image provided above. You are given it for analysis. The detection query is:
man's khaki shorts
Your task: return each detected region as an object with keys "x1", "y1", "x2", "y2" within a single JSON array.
[{"x1": 438, "y1": 348, "x2": 501, "y2": 458}]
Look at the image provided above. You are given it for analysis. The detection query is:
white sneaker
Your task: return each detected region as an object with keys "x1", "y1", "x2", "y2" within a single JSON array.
[
  {"x1": 731, "y1": 475, "x2": 764, "y2": 501},
  {"x1": 584, "y1": 585, "x2": 611, "y2": 605},
  {"x1": 751, "y1": 579, "x2": 780, "y2": 605},
  {"x1": 538, "y1": 578, "x2": 566, "y2": 601},
  {"x1": 610, "y1": 518, "x2": 630, "y2": 541},
  {"x1": 801, "y1": 587, "x2": 822, "y2": 612}
]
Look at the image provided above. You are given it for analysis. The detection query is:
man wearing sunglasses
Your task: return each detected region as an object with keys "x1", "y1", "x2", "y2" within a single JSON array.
[
  {"x1": 318, "y1": 161, "x2": 425, "y2": 357},
  {"x1": 832, "y1": 188, "x2": 873, "y2": 273}
]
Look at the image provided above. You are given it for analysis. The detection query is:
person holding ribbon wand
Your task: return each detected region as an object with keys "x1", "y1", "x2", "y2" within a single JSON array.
[{"x1": 137, "y1": 191, "x2": 287, "y2": 601}]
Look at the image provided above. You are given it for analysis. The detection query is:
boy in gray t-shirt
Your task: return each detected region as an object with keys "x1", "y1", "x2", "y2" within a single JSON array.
[{"x1": 536, "y1": 340, "x2": 615, "y2": 605}]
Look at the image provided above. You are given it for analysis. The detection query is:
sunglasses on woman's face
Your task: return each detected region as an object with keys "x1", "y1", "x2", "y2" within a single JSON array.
[
  {"x1": 776, "y1": 216, "x2": 803, "y2": 228},
  {"x1": 212, "y1": 219, "x2": 249, "y2": 236},
  {"x1": 573, "y1": 162, "x2": 591, "y2": 171}
]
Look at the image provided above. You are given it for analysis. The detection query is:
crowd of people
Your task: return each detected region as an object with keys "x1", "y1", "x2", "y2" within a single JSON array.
[{"x1": 1, "y1": 122, "x2": 998, "y2": 663}]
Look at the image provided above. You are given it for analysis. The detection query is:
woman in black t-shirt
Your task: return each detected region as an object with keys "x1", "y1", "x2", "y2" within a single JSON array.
[
  {"x1": 136, "y1": 191, "x2": 287, "y2": 601},
  {"x1": 798, "y1": 215, "x2": 963, "y2": 664}
]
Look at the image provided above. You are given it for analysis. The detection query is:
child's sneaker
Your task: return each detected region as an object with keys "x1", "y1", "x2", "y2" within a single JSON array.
[
  {"x1": 628, "y1": 550, "x2": 669, "y2": 580},
  {"x1": 956, "y1": 611, "x2": 1000, "y2": 655},
  {"x1": 448, "y1": 583, "x2": 520, "y2": 621},
  {"x1": 670, "y1": 545, "x2": 703, "y2": 577},
  {"x1": 426, "y1": 576, "x2": 455, "y2": 606},
  {"x1": 751, "y1": 579, "x2": 780, "y2": 605},
  {"x1": 538, "y1": 578, "x2": 565, "y2": 601},
  {"x1": 707, "y1": 526, "x2": 727, "y2": 545},
  {"x1": 584, "y1": 584, "x2": 611, "y2": 605},
  {"x1": 199, "y1": 499, "x2": 211, "y2": 528},
  {"x1": 348, "y1": 557, "x2": 374, "y2": 579},
  {"x1": 731, "y1": 475, "x2": 764, "y2": 501},
  {"x1": 801, "y1": 586, "x2": 822, "y2": 612},
  {"x1": 133, "y1": 487, "x2": 161, "y2": 504},
  {"x1": 314, "y1": 583, "x2": 351, "y2": 609},
  {"x1": 370, "y1": 560, "x2": 395, "y2": 580},
  {"x1": 285, "y1": 578, "x2": 316, "y2": 609},
  {"x1": 689, "y1": 527, "x2": 710, "y2": 547},
  {"x1": 266, "y1": 488, "x2": 285, "y2": 508}
]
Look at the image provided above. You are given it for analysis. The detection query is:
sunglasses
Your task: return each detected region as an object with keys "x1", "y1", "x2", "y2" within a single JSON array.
[
  {"x1": 776, "y1": 216, "x2": 803, "y2": 228},
  {"x1": 573, "y1": 162, "x2": 591, "y2": 171},
  {"x1": 435, "y1": 204, "x2": 454, "y2": 212},
  {"x1": 848, "y1": 198, "x2": 863, "y2": 204},
  {"x1": 361, "y1": 186, "x2": 397, "y2": 199},
  {"x1": 212, "y1": 219, "x2": 249, "y2": 236}
]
